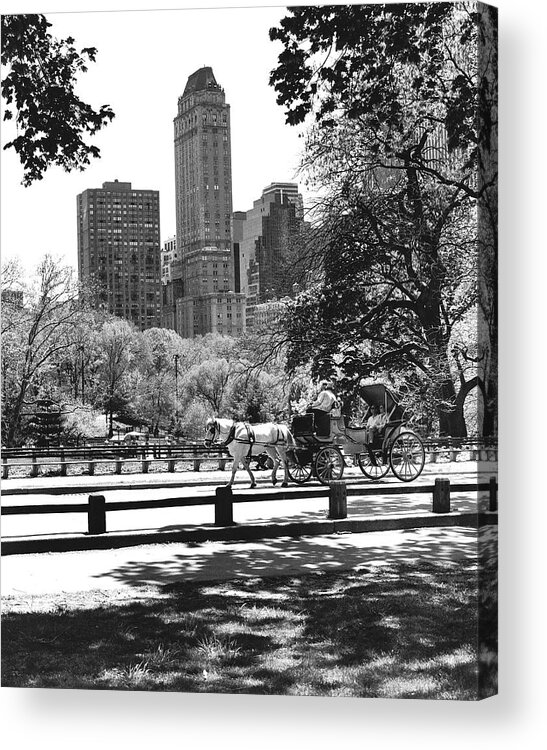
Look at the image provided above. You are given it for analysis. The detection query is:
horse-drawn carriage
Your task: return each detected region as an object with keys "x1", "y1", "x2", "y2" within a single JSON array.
[
  {"x1": 287, "y1": 384, "x2": 426, "y2": 485},
  {"x1": 204, "y1": 384, "x2": 425, "y2": 488}
]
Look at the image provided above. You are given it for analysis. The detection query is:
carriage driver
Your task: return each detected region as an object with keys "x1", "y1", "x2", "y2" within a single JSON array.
[{"x1": 309, "y1": 380, "x2": 338, "y2": 437}]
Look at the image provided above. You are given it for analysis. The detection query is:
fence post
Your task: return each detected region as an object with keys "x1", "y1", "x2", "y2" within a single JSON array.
[
  {"x1": 2, "y1": 456, "x2": 8, "y2": 480},
  {"x1": 489, "y1": 476, "x2": 498, "y2": 512},
  {"x1": 115, "y1": 459, "x2": 123, "y2": 475},
  {"x1": 60, "y1": 447, "x2": 67, "y2": 477},
  {"x1": 193, "y1": 445, "x2": 201, "y2": 472},
  {"x1": 429, "y1": 449, "x2": 438, "y2": 463},
  {"x1": 168, "y1": 458, "x2": 176, "y2": 473},
  {"x1": 328, "y1": 480, "x2": 347, "y2": 519},
  {"x1": 432, "y1": 477, "x2": 451, "y2": 513},
  {"x1": 30, "y1": 452, "x2": 39, "y2": 478},
  {"x1": 88, "y1": 494, "x2": 106, "y2": 534},
  {"x1": 218, "y1": 455, "x2": 227, "y2": 470},
  {"x1": 142, "y1": 458, "x2": 150, "y2": 474},
  {"x1": 88, "y1": 460, "x2": 95, "y2": 476},
  {"x1": 215, "y1": 486, "x2": 234, "y2": 526}
]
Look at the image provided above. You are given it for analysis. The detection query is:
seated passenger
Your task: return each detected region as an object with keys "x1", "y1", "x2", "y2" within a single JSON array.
[
  {"x1": 377, "y1": 404, "x2": 388, "y2": 432},
  {"x1": 366, "y1": 405, "x2": 382, "y2": 444}
]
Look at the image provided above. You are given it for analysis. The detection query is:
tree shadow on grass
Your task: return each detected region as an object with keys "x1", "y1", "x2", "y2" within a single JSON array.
[{"x1": 2, "y1": 528, "x2": 497, "y2": 698}]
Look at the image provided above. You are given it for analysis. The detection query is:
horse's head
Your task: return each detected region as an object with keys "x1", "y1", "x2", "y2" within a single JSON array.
[{"x1": 204, "y1": 418, "x2": 218, "y2": 447}]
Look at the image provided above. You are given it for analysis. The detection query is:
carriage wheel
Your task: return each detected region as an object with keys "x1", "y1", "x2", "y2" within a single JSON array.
[
  {"x1": 287, "y1": 457, "x2": 313, "y2": 484},
  {"x1": 389, "y1": 432, "x2": 425, "y2": 482},
  {"x1": 357, "y1": 450, "x2": 390, "y2": 480},
  {"x1": 314, "y1": 446, "x2": 345, "y2": 485}
]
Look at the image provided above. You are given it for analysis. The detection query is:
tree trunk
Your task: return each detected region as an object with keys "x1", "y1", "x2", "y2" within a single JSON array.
[
  {"x1": 437, "y1": 377, "x2": 468, "y2": 437},
  {"x1": 6, "y1": 377, "x2": 30, "y2": 446}
]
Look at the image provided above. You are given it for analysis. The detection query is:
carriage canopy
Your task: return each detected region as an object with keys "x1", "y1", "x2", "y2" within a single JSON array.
[{"x1": 359, "y1": 384, "x2": 405, "y2": 422}]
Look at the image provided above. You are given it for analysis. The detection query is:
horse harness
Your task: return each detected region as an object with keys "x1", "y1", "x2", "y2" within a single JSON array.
[{"x1": 213, "y1": 420, "x2": 287, "y2": 460}]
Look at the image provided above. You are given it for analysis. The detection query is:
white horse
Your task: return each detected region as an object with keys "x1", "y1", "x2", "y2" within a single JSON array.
[{"x1": 204, "y1": 418, "x2": 295, "y2": 488}]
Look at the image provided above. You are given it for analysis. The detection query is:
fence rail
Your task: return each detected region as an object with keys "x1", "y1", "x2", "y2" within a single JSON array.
[
  {"x1": 1, "y1": 438, "x2": 498, "y2": 480},
  {"x1": 2, "y1": 477, "x2": 498, "y2": 539}
]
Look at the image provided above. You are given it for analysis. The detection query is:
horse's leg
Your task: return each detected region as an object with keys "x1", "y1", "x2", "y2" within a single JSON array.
[
  {"x1": 225, "y1": 453, "x2": 238, "y2": 487},
  {"x1": 278, "y1": 447, "x2": 289, "y2": 487},
  {"x1": 265, "y1": 447, "x2": 279, "y2": 486},
  {"x1": 244, "y1": 456, "x2": 257, "y2": 488}
]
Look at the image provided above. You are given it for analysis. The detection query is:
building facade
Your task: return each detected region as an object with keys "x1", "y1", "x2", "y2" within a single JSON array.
[
  {"x1": 236, "y1": 182, "x2": 305, "y2": 329},
  {"x1": 77, "y1": 180, "x2": 161, "y2": 330},
  {"x1": 171, "y1": 66, "x2": 245, "y2": 337}
]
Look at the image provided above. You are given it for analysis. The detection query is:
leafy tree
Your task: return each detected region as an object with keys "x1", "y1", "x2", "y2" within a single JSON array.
[
  {"x1": 136, "y1": 328, "x2": 180, "y2": 435},
  {"x1": 269, "y1": 2, "x2": 497, "y2": 436},
  {"x1": 1, "y1": 255, "x2": 89, "y2": 446},
  {"x1": 1, "y1": 14, "x2": 114, "y2": 185},
  {"x1": 94, "y1": 319, "x2": 138, "y2": 437},
  {"x1": 185, "y1": 358, "x2": 234, "y2": 415}
]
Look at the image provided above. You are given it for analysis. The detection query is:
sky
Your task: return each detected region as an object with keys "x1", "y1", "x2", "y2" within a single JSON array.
[{"x1": 1, "y1": 3, "x2": 310, "y2": 272}]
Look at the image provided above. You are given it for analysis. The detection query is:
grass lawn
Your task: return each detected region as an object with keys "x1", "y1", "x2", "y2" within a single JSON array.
[{"x1": 2, "y1": 535, "x2": 497, "y2": 699}]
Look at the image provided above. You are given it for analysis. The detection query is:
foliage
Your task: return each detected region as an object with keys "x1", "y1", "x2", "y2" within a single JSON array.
[
  {"x1": 1, "y1": 260, "x2": 297, "y2": 443},
  {"x1": 269, "y1": 2, "x2": 498, "y2": 436},
  {"x1": 93, "y1": 319, "x2": 138, "y2": 437},
  {"x1": 1, "y1": 255, "x2": 90, "y2": 446},
  {"x1": 1, "y1": 14, "x2": 114, "y2": 185}
]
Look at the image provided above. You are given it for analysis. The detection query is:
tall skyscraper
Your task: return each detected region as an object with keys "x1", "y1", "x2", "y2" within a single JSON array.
[
  {"x1": 77, "y1": 180, "x2": 162, "y2": 330},
  {"x1": 172, "y1": 66, "x2": 245, "y2": 337},
  {"x1": 236, "y1": 182, "x2": 306, "y2": 329}
]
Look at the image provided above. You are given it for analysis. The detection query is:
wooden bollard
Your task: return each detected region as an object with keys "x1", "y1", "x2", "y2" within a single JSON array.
[
  {"x1": 429, "y1": 450, "x2": 438, "y2": 463},
  {"x1": 489, "y1": 476, "x2": 498, "y2": 512},
  {"x1": 168, "y1": 458, "x2": 176, "y2": 473},
  {"x1": 433, "y1": 477, "x2": 451, "y2": 513},
  {"x1": 2, "y1": 456, "x2": 9, "y2": 480},
  {"x1": 88, "y1": 460, "x2": 95, "y2": 476},
  {"x1": 142, "y1": 458, "x2": 150, "y2": 474},
  {"x1": 88, "y1": 494, "x2": 106, "y2": 535},
  {"x1": 30, "y1": 453, "x2": 39, "y2": 477},
  {"x1": 115, "y1": 459, "x2": 123, "y2": 475},
  {"x1": 215, "y1": 486, "x2": 234, "y2": 526},
  {"x1": 218, "y1": 457, "x2": 227, "y2": 470},
  {"x1": 328, "y1": 480, "x2": 347, "y2": 519},
  {"x1": 60, "y1": 449, "x2": 67, "y2": 476}
]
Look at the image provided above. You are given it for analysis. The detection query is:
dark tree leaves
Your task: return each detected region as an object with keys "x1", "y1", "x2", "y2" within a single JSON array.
[{"x1": 1, "y1": 14, "x2": 114, "y2": 185}]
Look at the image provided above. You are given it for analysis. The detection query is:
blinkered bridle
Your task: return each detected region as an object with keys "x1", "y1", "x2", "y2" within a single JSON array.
[
  {"x1": 204, "y1": 419, "x2": 219, "y2": 447},
  {"x1": 204, "y1": 419, "x2": 236, "y2": 448}
]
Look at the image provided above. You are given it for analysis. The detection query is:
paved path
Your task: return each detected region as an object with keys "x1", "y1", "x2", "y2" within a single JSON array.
[
  {"x1": 1, "y1": 526, "x2": 488, "y2": 598},
  {"x1": 1, "y1": 461, "x2": 496, "y2": 600}
]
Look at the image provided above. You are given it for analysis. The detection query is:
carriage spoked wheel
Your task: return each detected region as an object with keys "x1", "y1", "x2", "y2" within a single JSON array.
[
  {"x1": 287, "y1": 458, "x2": 313, "y2": 484},
  {"x1": 389, "y1": 432, "x2": 426, "y2": 482},
  {"x1": 357, "y1": 450, "x2": 390, "y2": 480},
  {"x1": 314, "y1": 446, "x2": 345, "y2": 485}
]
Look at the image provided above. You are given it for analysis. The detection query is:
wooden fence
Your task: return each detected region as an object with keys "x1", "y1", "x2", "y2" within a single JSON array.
[
  {"x1": 1, "y1": 438, "x2": 498, "y2": 481},
  {"x1": 3, "y1": 476, "x2": 498, "y2": 528}
]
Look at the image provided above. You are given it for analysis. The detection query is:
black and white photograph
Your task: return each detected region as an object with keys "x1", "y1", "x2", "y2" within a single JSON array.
[{"x1": 1, "y1": 0, "x2": 500, "y2": 708}]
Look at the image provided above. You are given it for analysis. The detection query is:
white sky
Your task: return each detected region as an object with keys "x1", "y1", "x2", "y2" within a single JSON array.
[{"x1": 1, "y1": 2, "x2": 312, "y2": 272}]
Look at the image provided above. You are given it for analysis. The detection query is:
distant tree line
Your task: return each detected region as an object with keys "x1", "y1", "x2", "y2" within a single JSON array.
[{"x1": 1, "y1": 255, "x2": 291, "y2": 447}]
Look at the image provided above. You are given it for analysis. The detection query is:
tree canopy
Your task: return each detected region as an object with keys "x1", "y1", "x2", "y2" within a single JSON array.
[
  {"x1": 1, "y1": 14, "x2": 114, "y2": 185},
  {"x1": 269, "y1": 2, "x2": 497, "y2": 436}
]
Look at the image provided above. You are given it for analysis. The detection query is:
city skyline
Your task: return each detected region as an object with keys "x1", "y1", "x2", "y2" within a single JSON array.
[{"x1": 0, "y1": 5, "x2": 308, "y2": 273}]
